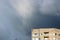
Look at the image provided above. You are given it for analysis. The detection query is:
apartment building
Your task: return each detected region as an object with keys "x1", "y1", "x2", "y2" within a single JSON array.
[{"x1": 32, "y1": 28, "x2": 60, "y2": 40}]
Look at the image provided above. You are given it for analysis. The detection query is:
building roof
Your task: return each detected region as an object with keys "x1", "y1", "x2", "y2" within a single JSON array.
[{"x1": 32, "y1": 28, "x2": 60, "y2": 30}]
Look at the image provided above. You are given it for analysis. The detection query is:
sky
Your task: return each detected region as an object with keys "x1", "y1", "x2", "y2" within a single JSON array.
[{"x1": 0, "y1": 0, "x2": 60, "y2": 40}]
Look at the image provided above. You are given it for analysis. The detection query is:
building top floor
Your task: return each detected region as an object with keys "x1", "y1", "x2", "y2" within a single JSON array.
[
  {"x1": 32, "y1": 28, "x2": 60, "y2": 33},
  {"x1": 32, "y1": 28, "x2": 60, "y2": 38}
]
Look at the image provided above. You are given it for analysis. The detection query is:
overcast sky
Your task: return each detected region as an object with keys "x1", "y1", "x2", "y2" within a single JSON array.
[{"x1": 0, "y1": 0, "x2": 60, "y2": 40}]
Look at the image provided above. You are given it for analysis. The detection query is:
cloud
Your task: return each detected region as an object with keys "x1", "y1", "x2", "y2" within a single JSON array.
[
  {"x1": 39, "y1": 0, "x2": 60, "y2": 16},
  {"x1": 0, "y1": 0, "x2": 60, "y2": 40},
  {"x1": 9, "y1": 0, "x2": 35, "y2": 19}
]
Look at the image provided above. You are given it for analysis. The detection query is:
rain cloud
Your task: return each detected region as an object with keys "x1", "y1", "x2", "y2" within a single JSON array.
[{"x1": 0, "y1": 0, "x2": 60, "y2": 40}]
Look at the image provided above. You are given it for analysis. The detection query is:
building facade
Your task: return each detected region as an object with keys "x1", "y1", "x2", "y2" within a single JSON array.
[{"x1": 32, "y1": 28, "x2": 60, "y2": 40}]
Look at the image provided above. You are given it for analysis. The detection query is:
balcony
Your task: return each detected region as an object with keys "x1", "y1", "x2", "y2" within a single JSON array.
[
  {"x1": 44, "y1": 34, "x2": 49, "y2": 36},
  {"x1": 44, "y1": 32, "x2": 49, "y2": 37}
]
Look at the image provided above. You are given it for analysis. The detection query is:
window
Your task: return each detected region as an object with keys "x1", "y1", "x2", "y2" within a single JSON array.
[
  {"x1": 32, "y1": 33, "x2": 38, "y2": 36},
  {"x1": 44, "y1": 32, "x2": 49, "y2": 36},
  {"x1": 34, "y1": 33, "x2": 38, "y2": 36},
  {"x1": 44, "y1": 36, "x2": 49, "y2": 38},
  {"x1": 53, "y1": 33, "x2": 55, "y2": 36},
  {"x1": 44, "y1": 32, "x2": 49, "y2": 34},
  {"x1": 55, "y1": 33, "x2": 57, "y2": 35},
  {"x1": 39, "y1": 38, "x2": 43, "y2": 40},
  {"x1": 40, "y1": 33, "x2": 42, "y2": 36},
  {"x1": 35, "y1": 33, "x2": 38, "y2": 35},
  {"x1": 58, "y1": 34, "x2": 60, "y2": 36},
  {"x1": 53, "y1": 33, "x2": 57, "y2": 36}
]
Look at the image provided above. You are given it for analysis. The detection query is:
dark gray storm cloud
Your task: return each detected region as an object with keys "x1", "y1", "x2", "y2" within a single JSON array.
[{"x1": 0, "y1": 0, "x2": 60, "y2": 40}]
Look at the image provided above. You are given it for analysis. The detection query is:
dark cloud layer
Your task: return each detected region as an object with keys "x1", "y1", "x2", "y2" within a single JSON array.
[{"x1": 0, "y1": 0, "x2": 60, "y2": 40}]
